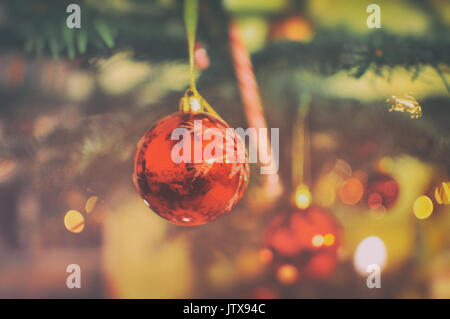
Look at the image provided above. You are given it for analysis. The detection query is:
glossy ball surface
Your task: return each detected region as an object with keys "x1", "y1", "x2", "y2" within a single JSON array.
[{"x1": 133, "y1": 112, "x2": 249, "y2": 226}]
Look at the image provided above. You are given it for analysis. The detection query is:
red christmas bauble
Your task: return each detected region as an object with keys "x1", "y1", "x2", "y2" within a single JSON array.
[
  {"x1": 366, "y1": 173, "x2": 399, "y2": 210},
  {"x1": 133, "y1": 111, "x2": 249, "y2": 226},
  {"x1": 263, "y1": 206, "x2": 341, "y2": 281}
]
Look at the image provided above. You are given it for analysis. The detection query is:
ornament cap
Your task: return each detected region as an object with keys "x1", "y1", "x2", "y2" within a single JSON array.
[{"x1": 180, "y1": 88, "x2": 204, "y2": 114}]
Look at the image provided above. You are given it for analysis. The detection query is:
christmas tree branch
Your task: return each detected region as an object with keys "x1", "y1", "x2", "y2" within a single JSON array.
[
  {"x1": 251, "y1": 30, "x2": 450, "y2": 92},
  {"x1": 0, "y1": 1, "x2": 448, "y2": 90}
]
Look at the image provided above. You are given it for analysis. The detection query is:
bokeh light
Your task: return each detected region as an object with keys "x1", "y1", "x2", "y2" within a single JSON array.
[
  {"x1": 353, "y1": 236, "x2": 387, "y2": 275},
  {"x1": 295, "y1": 184, "x2": 311, "y2": 209},
  {"x1": 64, "y1": 210, "x2": 85, "y2": 234},
  {"x1": 434, "y1": 182, "x2": 450, "y2": 205},
  {"x1": 413, "y1": 195, "x2": 433, "y2": 219},
  {"x1": 85, "y1": 196, "x2": 98, "y2": 214},
  {"x1": 276, "y1": 264, "x2": 299, "y2": 285},
  {"x1": 323, "y1": 233, "x2": 335, "y2": 246},
  {"x1": 312, "y1": 234, "x2": 324, "y2": 247},
  {"x1": 310, "y1": 233, "x2": 335, "y2": 248},
  {"x1": 377, "y1": 156, "x2": 394, "y2": 174},
  {"x1": 339, "y1": 177, "x2": 364, "y2": 205},
  {"x1": 259, "y1": 248, "x2": 274, "y2": 264},
  {"x1": 270, "y1": 16, "x2": 314, "y2": 42}
]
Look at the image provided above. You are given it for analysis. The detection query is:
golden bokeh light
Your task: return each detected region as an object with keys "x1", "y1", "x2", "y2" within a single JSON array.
[
  {"x1": 64, "y1": 210, "x2": 85, "y2": 233},
  {"x1": 271, "y1": 16, "x2": 314, "y2": 42},
  {"x1": 276, "y1": 264, "x2": 299, "y2": 285},
  {"x1": 295, "y1": 184, "x2": 311, "y2": 209},
  {"x1": 413, "y1": 195, "x2": 433, "y2": 219},
  {"x1": 434, "y1": 182, "x2": 450, "y2": 205},
  {"x1": 85, "y1": 196, "x2": 98, "y2": 214},
  {"x1": 323, "y1": 233, "x2": 335, "y2": 246},
  {"x1": 312, "y1": 233, "x2": 335, "y2": 247}
]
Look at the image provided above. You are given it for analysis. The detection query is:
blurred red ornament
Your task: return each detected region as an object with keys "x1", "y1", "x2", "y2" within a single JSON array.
[
  {"x1": 133, "y1": 111, "x2": 249, "y2": 226},
  {"x1": 366, "y1": 173, "x2": 399, "y2": 210},
  {"x1": 194, "y1": 41, "x2": 210, "y2": 71},
  {"x1": 263, "y1": 206, "x2": 341, "y2": 282},
  {"x1": 270, "y1": 16, "x2": 314, "y2": 42}
]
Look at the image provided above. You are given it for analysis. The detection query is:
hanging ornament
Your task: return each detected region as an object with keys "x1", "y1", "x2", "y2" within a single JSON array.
[
  {"x1": 133, "y1": 110, "x2": 249, "y2": 226},
  {"x1": 260, "y1": 93, "x2": 341, "y2": 284},
  {"x1": 263, "y1": 206, "x2": 342, "y2": 282},
  {"x1": 387, "y1": 94, "x2": 423, "y2": 119},
  {"x1": 133, "y1": 0, "x2": 249, "y2": 226}
]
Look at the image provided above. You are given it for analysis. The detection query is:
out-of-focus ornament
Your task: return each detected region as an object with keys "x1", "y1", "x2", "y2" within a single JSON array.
[
  {"x1": 133, "y1": 94, "x2": 249, "y2": 226},
  {"x1": 387, "y1": 95, "x2": 422, "y2": 118},
  {"x1": 270, "y1": 16, "x2": 314, "y2": 42},
  {"x1": 365, "y1": 173, "x2": 399, "y2": 210},
  {"x1": 263, "y1": 206, "x2": 342, "y2": 283},
  {"x1": 435, "y1": 182, "x2": 450, "y2": 205}
]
